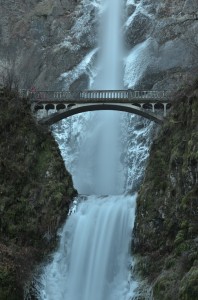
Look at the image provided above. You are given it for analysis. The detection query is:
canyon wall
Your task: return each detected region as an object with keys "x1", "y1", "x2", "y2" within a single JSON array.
[
  {"x1": 0, "y1": 0, "x2": 197, "y2": 90},
  {"x1": 0, "y1": 0, "x2": 97, "y2": 90},
  {"x1": 133, "y1": 84, "x2": 198, "y2": 299},
  {"x1": 124, "y1": 0, "x2": 198, "y2": 89},
  {"x1": 0, "y1": 89, "x2": 77, "y2": 299}
]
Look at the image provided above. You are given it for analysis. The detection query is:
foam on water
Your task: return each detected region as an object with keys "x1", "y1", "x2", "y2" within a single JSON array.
[{"x1": 37, "y1": 195, "x2": 138, "y2": 300}]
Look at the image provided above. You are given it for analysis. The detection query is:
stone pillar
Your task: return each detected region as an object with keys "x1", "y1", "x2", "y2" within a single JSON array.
[{"x1": 163, "y1": 103, "x2": 168, "y2": 117}]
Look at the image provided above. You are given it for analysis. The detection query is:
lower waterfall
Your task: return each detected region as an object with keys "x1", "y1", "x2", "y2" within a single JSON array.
[{"x1": 37, "y1": 195, "x2": 138, "y2": 300}]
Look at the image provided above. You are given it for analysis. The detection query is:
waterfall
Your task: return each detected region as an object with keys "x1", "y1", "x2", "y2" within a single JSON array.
[
  {"x1": 93, "y1": 0, "x2": 123, "y2": 89},
  {"x1": 37, "y1": 195, "x2": 137, "y2": 300},
  {"x1": 35, "y1": 0, "x2": 153, "y2": 299}
]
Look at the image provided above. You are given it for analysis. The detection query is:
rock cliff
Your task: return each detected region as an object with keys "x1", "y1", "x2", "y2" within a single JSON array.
[
  {"x1": 0, "y1": 88, "x2": 77, "y2": 299},
  {"x1": 133, "y1": 82, "x2": 198, "y2": 299},
  {"x1": 0, "y1": 0, "x2": 197, "y2": 90},
  {"x1": 124, "y1": 0, "x2": 198, "y2": 89},
  {"x1": 0, "y1": 0, "x2": 97, "y2": 90}
]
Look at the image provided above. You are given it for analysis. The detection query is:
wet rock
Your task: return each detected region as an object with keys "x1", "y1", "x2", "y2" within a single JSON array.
[
  {"x1": 124, "y1": 0, "x2": 198, "y2": 89},
  {"x1": 125, "y1": 13, "x2": 153, "y2": 48},
  {"x1": 126, "y1": 4, "x2": 136, "y2": 17},
  {"x1": 69, "y1": 73, "x2": 89, "y2": 91}
]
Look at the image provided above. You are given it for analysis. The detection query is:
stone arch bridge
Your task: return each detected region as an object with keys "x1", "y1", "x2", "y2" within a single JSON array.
[{"x1": 20, "y1": 89, "x2": 172, "y2": 125}]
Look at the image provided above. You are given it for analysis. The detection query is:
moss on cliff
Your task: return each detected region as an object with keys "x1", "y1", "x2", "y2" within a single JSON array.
[
  {"x1": 0, "y1": 89, "x2": 77, "y2": 299},
  {"x1": 133, "y1": 83, "x2": 198, "y2": 299}
]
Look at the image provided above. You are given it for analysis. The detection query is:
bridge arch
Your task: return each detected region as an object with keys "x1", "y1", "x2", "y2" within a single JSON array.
[
  {"x1": 45, "y1": 103, "x2": 55, "y2": 111},
  {"x1": 38, "y1": 103, "x2": 164, "y2": 125},
  {"x1": 56, "y1": 103, "x2": 66, "y2": 110},
  {"x1": 35, "y1": 104, "x2": 44, "y2": 111}
]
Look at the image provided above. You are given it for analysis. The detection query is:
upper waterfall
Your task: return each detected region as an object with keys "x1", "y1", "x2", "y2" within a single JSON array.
[
  {"x1": 88, "y1": 0, "x2": 125, "y2": 194},
  {"x1": 93, "y1": 0, "x2": 123, "y2": 89}
]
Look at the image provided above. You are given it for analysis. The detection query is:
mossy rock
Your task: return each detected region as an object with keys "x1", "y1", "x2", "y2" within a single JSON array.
[
  {"x1": 153, "y1": 272, "x2": 179, "y2": 300},
  {"x1": 174, "y1": 230, "x2": 186, "y2": 246},
  {"x1": 0, "y1": 91, "x2": 77, "y2": 298},
  {"x1": 179, "y1": 267, "x2": 198, "y2": 300},
  {"x1": 133, "y1": 84, "x2": 198, "y2": 299},
  {"x1": 164, "y1": 256, "x2": 176, "y2": 270}
]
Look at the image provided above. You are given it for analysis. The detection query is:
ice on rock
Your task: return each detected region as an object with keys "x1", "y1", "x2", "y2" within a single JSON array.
[
  {"x1": 60, "y1": 48, "x2": 98, "y2": 89},
  {"x1": 124, "y1": 38, "x2": 157, "y2": 88}
]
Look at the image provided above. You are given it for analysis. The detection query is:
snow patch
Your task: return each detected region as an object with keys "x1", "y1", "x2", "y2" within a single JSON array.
[
  {"x1": 124, "y1": 38, "x2": 158, "y2": 88},
  {"x1": 59, "y1": 48, "x2": 98, "y2": 89}
]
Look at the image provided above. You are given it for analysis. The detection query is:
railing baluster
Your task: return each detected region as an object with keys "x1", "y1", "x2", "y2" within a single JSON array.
[{"x1": 163, "y1": 103, "x2": 167, "y2": 117}]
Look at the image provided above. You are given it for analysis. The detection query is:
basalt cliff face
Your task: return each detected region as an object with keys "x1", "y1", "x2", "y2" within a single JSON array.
[
  {"x1": 124, "y1": 0, "x2": 198, "y2": 89},
  {"x1": 0, "y1": 0, "x2": 198, "y2": 90},
  {"x1": 0, "y1": 89, "x2": 77, "y2": 299},
  {"x1": 133, "y1": 84, "x2": 198, "y2": 299},
  {"x1": 0, "y1": 0, "x2": 97, "y2": 90}
]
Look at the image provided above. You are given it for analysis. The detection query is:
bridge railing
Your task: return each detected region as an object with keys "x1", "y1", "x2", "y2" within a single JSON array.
[
  {"x1": 128, "y1": 90, "x2": 170, "y2": 99},
  {"x1": 20, "y1": 89, "x2": 171, "y2": 102},
  {"x1": 29, "y1": 91, "x2": 74, "y2": 101},
  {"x1": 80, "y1": 90, "x2": 170, "y2": 100},
  {"x1": 80, "y1": 90, "x2": 129, "y2": 99}
]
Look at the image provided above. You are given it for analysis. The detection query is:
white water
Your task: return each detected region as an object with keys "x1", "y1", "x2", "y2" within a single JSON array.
[
  {"x1": 35, "y1": 0, "x2": 151, "y2": 299},
  {"x1": 93, "y1": 0, "x2": 123, "y2": 89},
  {"x1": 37, "y1": 195, "x2": 137, "y2": 300}
]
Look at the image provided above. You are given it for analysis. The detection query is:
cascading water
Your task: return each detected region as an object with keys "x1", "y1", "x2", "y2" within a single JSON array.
[
  {"x1": 93, "y1": 0, "x2": 123, "y2": 89},
  {"x1": 35, "y1": 0, "x2": 153, "y2": 299},
  {"x1": 36, "y1": 195, "x2": 137, "y2": 300}
]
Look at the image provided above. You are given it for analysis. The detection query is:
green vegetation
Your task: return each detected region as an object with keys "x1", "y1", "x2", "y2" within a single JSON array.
[
  {"x1": 133, "y1": 81, "x2": 198, "y2": 299},
  {"x1": 0, "y1": 88, "x2": 77, "y2": 299}
]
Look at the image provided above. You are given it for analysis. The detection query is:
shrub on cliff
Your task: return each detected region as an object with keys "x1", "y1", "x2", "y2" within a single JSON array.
[
  {"x1": 133, "y1": 81, "x2": 198, "y2": 300},
  {"x1": 0, "y1": 89, "x2": 77, "y2": 299}
]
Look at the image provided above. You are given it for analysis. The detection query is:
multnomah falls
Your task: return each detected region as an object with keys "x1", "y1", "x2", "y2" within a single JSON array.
[
  {"x1": 35, "y1": 0, "x2": 153, "y2": 299},
  {"x1": 0, "y1": 0, "x2": 198, "y2": 299}
]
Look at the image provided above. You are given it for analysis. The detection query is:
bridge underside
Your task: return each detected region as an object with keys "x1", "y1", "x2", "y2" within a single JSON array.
[{"x1": 37, "y1": 103, "x2": 164, "y2": 125}]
